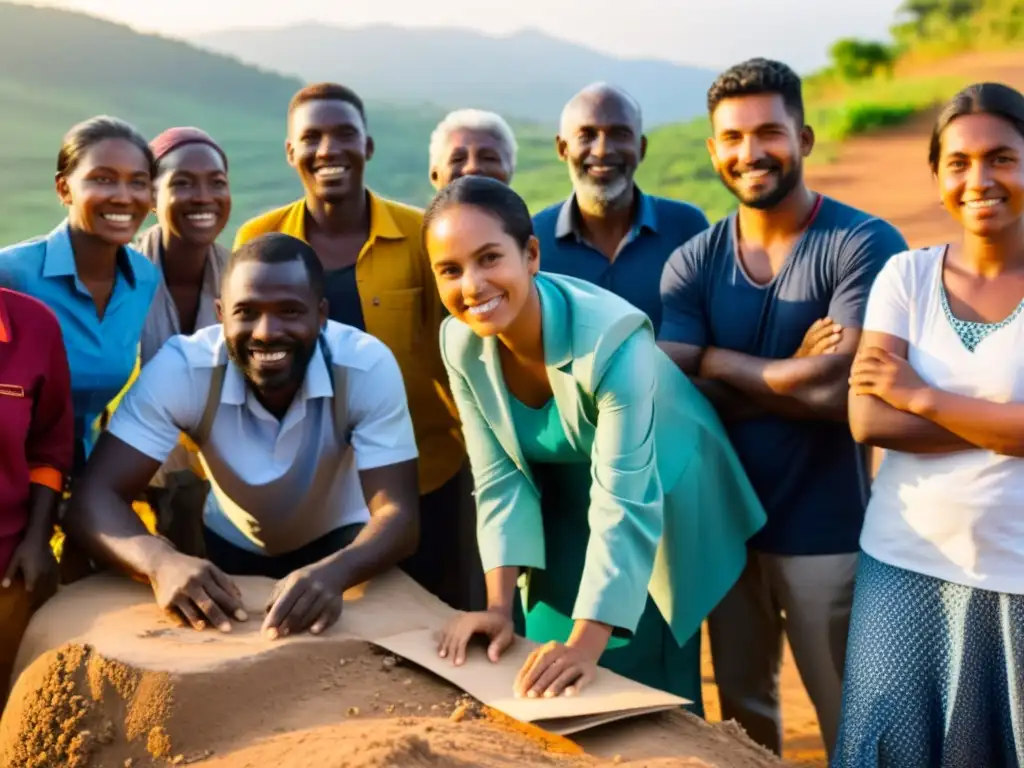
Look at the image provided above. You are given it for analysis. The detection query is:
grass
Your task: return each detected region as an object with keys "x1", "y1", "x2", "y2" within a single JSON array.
[
  {"x1": 0, "y1": 67, "x2": 978, "y2": 248},
  {"x1": 0, "y1": 1, "x2": 1006, "y2": 247}
]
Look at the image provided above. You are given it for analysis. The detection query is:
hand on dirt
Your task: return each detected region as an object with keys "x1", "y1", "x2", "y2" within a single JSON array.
[
  {"x1": 514, "y1": 641, "x2": 597, "y2": 700},
  {"x1": 793, "y1": 317, "x2": 843, "y2": 357},
  {"x1": 151, "y1": 552, "x2": 247, "y2": 633},
  {"x1": 437, "y1": 610, "x2": 514, "y2": 666},
  {"x1": 262, "y1": 565, "x2": 343, "y2": 639},
  {"x1": 2, "y1": 530, "x2": 56, "y2": 593}
]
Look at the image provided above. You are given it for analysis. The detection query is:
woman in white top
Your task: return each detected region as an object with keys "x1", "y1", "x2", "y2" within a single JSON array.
[{"x1": 836, "y1": 82, "x2": 1024, "y2": 767}]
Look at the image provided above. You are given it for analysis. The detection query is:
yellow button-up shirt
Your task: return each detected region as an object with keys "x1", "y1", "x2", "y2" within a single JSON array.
[{"x1": 233, "y1": 191, "x2": 465, "y2": 495}]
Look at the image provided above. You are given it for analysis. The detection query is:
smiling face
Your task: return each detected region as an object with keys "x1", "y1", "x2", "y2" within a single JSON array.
[
  {"x1": 936, "y1": 112, "x2": 1024, "y2": 237},
  {"x1": 708, "y1": 93, "x2": 812, "y2": 210},
  {"x1": 431, "y1": 128, "x2": 512, "y2": 189},
  {"x1": 286, "y1": 99, "x2": 373, "y2": 204},
  {"x1": 154, "y1": 143, "x2": 231, "y2": 248},
  {"x1": 425, "y1": 204, "x2": 539, "y2": 338},
  {"x1": 557, "y1": 91, "x2": 646, "y2": 210},
  {"x1": 219, "y1": 258, "x2": 327, "y2": 397},
  {"x1": 56, "y1": 138, "x2": 152, "y2": 245}
]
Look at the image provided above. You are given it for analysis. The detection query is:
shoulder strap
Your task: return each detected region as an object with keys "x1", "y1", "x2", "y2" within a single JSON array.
[
  {"x1": 192, "y1": 335, "x2": 348, "y2": 449},
  {"x1": 319, "y1": 334, "x2": 350, "y2": 446},
  {"x1": 193, "y1": 363, "x2": 226, "y2": 447}
]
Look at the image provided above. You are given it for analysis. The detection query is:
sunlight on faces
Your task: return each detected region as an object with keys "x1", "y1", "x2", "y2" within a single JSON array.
[
  {"x1": 426, "y1": 204, "x2": 539, "y2": 337},
  {"x1": 287, "y1": 100, "x2": 373, "y2": 203},
  {"x1": 431, "y1": 128, "x2": 512, "y2": 189},
  {"x1": 708, "y1": 93, "x2": 811, "y2": 210},
  {"x1": 558, "y1": 92, "x2": 645, "y2": 210},
  {"x1": 57, "y1": 138, "x2": 152, "y2": 246},
  {"x1": 936, "y1": 112, "x2": 1024, "y2": 237},
  {"x1": 155, "y1": 143, "x2": 231, "y2": 248},
  {"x1": 218, "y1": 259, "x2": 326, "y2": 393}
]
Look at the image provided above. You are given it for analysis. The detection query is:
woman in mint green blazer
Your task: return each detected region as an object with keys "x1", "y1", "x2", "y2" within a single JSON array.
[{"x1": 428, "y1": 177, "x2": 765, "y2": 710}]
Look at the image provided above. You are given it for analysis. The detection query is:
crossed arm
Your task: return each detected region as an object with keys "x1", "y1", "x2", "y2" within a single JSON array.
[
  {"x1": 658, "y1": 317, "x2": 857, "y2": 422},
  {"x1": 848, "y1": 330, "x2": 1016, "y2": 455}
]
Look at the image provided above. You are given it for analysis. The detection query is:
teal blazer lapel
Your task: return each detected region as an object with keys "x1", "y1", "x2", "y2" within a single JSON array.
[
  {"x1": 538, "y1": 277, "x2": 587, "y2": 454},
  {"x1": 477, "y1": 336, "x2": 537, "y2": 490}
]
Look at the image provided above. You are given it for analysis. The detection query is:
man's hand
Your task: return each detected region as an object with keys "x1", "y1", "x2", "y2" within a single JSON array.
[
  {"x1": 3, "y1": 529, "x2": 57, "y2": 595},
  {"x1": 262, "y1": 563, "x2": 343, "y2": 640},
  {"x1": 437, "y1": 610, "x2": 515, "y2": 666},
  {"x1": 150, "y1": 550, "x2": 247, "y2": 633},
  {"x1": 794, "y1": 317, "x2": 843, "y2": 358}
]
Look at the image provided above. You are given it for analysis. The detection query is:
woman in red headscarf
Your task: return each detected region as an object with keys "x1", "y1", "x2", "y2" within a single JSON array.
[{"x1": 136, "y1": 127, "x2": 232, "y2": 554}]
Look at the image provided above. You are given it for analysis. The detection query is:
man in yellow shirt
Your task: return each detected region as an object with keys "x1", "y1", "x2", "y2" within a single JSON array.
[{"x1": 234, "y1": 83, "x2": 480, "y2": 611}]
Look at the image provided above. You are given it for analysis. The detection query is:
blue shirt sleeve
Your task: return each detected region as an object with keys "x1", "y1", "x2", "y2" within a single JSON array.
[
  {"x1": 828, "y1": 218, "x2": 909, "y2": 329},
  {"x1": 658, "y1": 240, "x2": 708, "y2": 346}
]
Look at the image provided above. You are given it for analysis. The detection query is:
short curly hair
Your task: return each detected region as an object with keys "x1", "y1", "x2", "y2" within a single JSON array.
[{"x1": 706, "y1": 58, "x2": 804, "y2": 124}]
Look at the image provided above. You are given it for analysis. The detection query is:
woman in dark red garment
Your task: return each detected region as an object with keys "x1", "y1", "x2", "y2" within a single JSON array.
[{"x1": 0, "y1": 287, "x2": 74, "y2": 708}]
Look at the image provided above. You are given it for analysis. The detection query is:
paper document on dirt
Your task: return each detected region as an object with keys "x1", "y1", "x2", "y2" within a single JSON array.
[
  {"x1": 374, "y1": 627, "x2": 687, "y2": 735},
  {"x1": 13, "y1": 568, "x2": 686, "y2": 736}
]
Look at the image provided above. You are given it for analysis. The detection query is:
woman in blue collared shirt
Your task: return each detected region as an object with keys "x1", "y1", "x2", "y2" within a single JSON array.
[{"x1": 0, "y1": 116, "x2": 160, "y2": 473}]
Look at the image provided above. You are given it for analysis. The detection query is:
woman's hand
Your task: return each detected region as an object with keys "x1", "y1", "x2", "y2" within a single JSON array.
[
  {"x1": 437, "y1": 610, "x2": 514, "y2": 666},
  {"x1": 850, "y1": 346, "x2": 930, "y2": 412},
  {"x1": 513, "y1": 640, "x2": 599, "y2": 699}
]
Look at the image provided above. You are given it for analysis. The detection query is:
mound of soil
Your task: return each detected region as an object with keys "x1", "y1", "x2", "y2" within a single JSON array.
[{"x1": 0, "y1": 638, "x2": 778, "y2": 768}]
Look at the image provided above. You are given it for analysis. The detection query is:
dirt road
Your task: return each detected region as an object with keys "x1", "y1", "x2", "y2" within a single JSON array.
[{"x1": 698, "y1": 50, "x2": 1024, "y2": 768}]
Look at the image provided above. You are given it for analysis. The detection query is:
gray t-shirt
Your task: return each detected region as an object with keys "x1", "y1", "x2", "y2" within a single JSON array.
[{"x1": 659, "y1": 195, "x2": 908, "y2": 555}]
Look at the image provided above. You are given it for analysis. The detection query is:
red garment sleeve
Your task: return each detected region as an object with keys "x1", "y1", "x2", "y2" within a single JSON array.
[{"x1": 25, "y1": 318, "x2": 74, "y2": 491}]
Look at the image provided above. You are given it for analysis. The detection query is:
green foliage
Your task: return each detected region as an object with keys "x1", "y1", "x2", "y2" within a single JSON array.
[
  {"x1": 892, "y1": 0, "x2": 1024, "y2": 49},
  {"x1": 0, "y1": 0, "x2": 1019, "y2": 250},
  {"x1": 0, "y1": 2, "x2": 555, "y2": 246},
  {"x1": 819, "y1": 102, "x2": 918, "y2": 139},
  {"x1": 829, "y1": 39, "x2": 897, "y2": 82}
]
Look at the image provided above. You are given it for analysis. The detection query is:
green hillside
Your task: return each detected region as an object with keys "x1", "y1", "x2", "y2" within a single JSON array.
[
  {"x1": 0, "y1": 3, "x2": 559, "y2": 245},
  {"x1": 1, "y1": 0, "x2": 1021, "y2": 248}
]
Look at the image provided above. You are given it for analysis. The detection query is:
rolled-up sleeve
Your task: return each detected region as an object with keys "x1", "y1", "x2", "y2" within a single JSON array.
[
  {"x1": 573, "y1": 329, "x2": 664, "y2": 634},
  {"x1": 348, "y1": 344, "x2": 419, "y2": 470},
  {"x1": 106, "y1": 339, "x2": 201, "y2": 463},
  {"x1": 26, "y1": 320, "x2": 74, "y2": 492},
  {"x1": 440, "y1": 320, "x2": 544, "y2": 573}
]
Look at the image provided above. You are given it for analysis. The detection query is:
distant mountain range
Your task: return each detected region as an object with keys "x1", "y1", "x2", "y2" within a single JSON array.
[
  {"x1": 190, "y1": 24, "x2": 717, "y2": 126},
  {"x1": 0, "y1": 2, "x2": 727, "y2": 248}
]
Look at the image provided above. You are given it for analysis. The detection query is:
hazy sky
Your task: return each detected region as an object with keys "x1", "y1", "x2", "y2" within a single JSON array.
[{"x1": 24, "y1": 0, "x2": 906, "y2": 71}]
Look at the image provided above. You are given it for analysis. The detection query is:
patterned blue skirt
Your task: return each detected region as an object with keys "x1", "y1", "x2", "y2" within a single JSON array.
[{"x1": 834, "y1": 553, "x2": 1024, "y2": 767}]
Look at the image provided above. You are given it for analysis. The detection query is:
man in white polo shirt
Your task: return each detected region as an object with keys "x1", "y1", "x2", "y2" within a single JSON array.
[{"x1": 66, "y1": 233, "x2": 420, "y2": 640}]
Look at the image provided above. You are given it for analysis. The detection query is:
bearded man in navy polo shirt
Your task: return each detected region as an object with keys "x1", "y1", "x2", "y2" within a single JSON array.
[{"x1": 533, "y1": 83, "x2": 709, "y2": 333}]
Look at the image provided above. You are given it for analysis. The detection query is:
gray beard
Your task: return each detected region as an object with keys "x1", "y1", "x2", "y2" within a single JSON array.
[{"x1": 569, "y1": 167, "x2": 632, "y2": 212}]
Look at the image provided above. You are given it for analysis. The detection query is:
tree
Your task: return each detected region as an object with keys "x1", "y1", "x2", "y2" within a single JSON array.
[{"x1": 829, "y1": 39, "x2": 897, "y2": 81}]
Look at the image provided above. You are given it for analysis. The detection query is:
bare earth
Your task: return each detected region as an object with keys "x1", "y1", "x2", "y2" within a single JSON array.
[
  {"x1": 6, "y1": 51, "x2": 1024, "y2": 768},
  {"x1": 1, "y1": 574, "x2": 782, "y2": 768},
  {"x1": 697, "y1": 49, "x2": 1024, "y2": 768}
]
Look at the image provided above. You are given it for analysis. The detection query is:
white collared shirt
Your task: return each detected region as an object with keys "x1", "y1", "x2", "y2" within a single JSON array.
[{"x1": 108, "y1": 320, "x2": 418, "y2": 554}]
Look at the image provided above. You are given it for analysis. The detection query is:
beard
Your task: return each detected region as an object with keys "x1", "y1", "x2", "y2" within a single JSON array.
[
  {"x1": 569, "y1": 162, "x2": 634, "y2": 211},
  {"x1": 225, "y1": 336, "x2": 317, "y2": 394},
  {"x1": 719, "y1": 159, "x2": 803, "y2": 210}
]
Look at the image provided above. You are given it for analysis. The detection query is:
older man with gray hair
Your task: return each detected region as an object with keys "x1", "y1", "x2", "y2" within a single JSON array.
[
  {"x1": 532, "y1": 82, "x2": 709, "y2": 335},
  {"x1": 429, "y1": 108, "x2": 517, "y2": 189}
]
